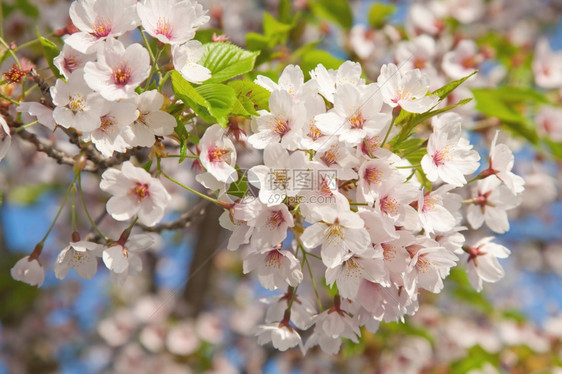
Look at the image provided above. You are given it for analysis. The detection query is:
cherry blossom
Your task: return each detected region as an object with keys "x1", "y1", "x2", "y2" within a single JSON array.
[
  {"x1": 100, "y1": 161, "x2": 171, "y2": 226},
  {"x1": 463, "y1": 237, "x2": 511, "y2": 292},
  {"x1": 84, "y1": 38, "x2": 151, "y2": 101},
  {"x1": 54, "y1": 240, "x2": 103, "y2": 280},
  {"x1": 243, "y1": 247, "x2": 303, "y2": 291},
  {"x1": 66, "y1": 0, "x2": 140, "y2": 53},
  {"x1": 10, "y1": 256, "x2": 45, "y2": 287},
  {"x1": 171, "y1": 40, "x2": 211, "y2": 84}
]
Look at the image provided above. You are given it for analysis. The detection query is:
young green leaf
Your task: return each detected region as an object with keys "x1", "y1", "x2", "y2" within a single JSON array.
[
  {"x1": 228, "y1": 80, "x2": 271, "y2": 111},
  {"x1": 308, "y1": 0, "x2": 353, "y2": 30},
  {"x1": 368, "y1": 2, "x2": 396, "y2": 29},
  {"x1": 199, "y1": 43, "x2": 259, "y2": 83},
  {"x1": 37, "y1": 34, "x2": 62, "y2": 79}
]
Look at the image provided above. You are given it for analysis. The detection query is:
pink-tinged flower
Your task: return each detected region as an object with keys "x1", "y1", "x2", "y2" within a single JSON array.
[
  {"x1": 263, "y1": 291, "x2": 316, "y2": 330},
  {"x1": 171, "y1": 40, "x2": 211, "y2": 84},
  {"x1": 356, "y1": 158, "x2": 404, "y2": 205},
  {"x1": 255, "y1": 322, "x2": 303, "y2": 352},
  {"x1": 404, "y1": 237, "x2": 458, "y2": 295},
  {"x1": 421, "y1": 113, "x2": 480, "y2": 187},
  {"x1": 446, "y1": 0, "x2": 484, "y2": 24},
  {"x1": 10, "y1": 256, "x2": 45, "y2": 287},
  {"x1": 374, "y1": 180, "x2": 421, "y2": 234},
  {"x1": 0, "y1": 116, "x2": 11, "y2": 163},
  {"x1": 100, "y1": 161, "x2": 171, "y2": 226},
  {"x1": 218, "y1": 201, "x2": 256, "y2": 251},
  {"x1": 166, "y1": 321, "x2": 200, "y2": 355},
  {"x1": 349, "y1": 24, "x2": 387, "y2": 61},
  {"x1": 66, "y1": 0, "x2": 140, "y2": 54},
  {"x1": 17, "y1": 102, "x2": 56, "y2": 130},
  {"x1": 124, "y1": 90, "x2": 177, "y2": 147},
  {"x1": 137, "y1": 0, "x2": 209, "y2": 45},
  {"x1": 53, "y1": 44, "x2": 95, "y2": 79},
  {"x1": 198, "y1": 124, "x2": 237, "y2": 183},
  {"x1": 55, "y1": 241, "x2": 103, "y2": 280},
  {"x1": 304, "y1": 301, "x2": 360, "y2": 354},
  {"x1": 248, "y1": 90, "x2": 306, "y2": 150},
  {"x1": 255, "y1": 64, "x2": 318, "y2": 102},
  {"x1": 102, "y1": 233, "x2": 155, "y2": 284},
  {"x1": 243, "y1": 247, "x2": 302, "y2": 290},
  {"x1": 395, "y1": 35, "x2": 437, "y2": 72},
  {"x1": 82, "y1": 100, "x2": 138, "y2": 157},
  {"x1": 51, "y1": 69, "x2": 104, "y2": 132},
  {"x1": 250, "y1": 203, "x2": 294, "y2": 248},
  {"x1": 300, "y1": 207, "x2": 370, "y2": 268},
  {"x1": 466, "y1": 176, "x2": 519, "y2": 234},
  {"x1": 406, "y1": 3, "x2": 447, "y2": 36},
  {"x1": 313, "y1": 138, "x2": 360, "y2": 180},
  {"x1": 378, "y1": 63, "x2": 439, "y2": 114},
  {"x1": 442, "y1": 40, "x2": 481, "y2": 80},
  {"x1": 464, "y1": 236, "x2": 510, "y2": 292},
  {"x1": 372, "y1": 231, "x2": 416, "y2": 284},
  {"x1": 325, "y1": 252, "x2": 387, "y2": 299},
  {"x1": 315, "y1": 83, "x2": 390, "y2": 146},
  {"x1": 248, "y1": 143, "x2": 307, "y2": 206},
  {"x1": 84, "y1": 38, "x2": 150, "y2": 101},
  {"x1": 536, "y1": 105, "x2": 562, "y2": 141},
  {"x1": 487, "y1": 131, "x2": 525, "y2": 194},
  {"x1": 532, "y1": 38, "x2": 562, "y2": 89},
  {"x1": 417, "y1": 185, "x2": 462, "y2": 235},
  {"x1": 310, "y1": 61, "x2": 365, "y2": 103},
  {"x1": 299, "y1": 95, "x2": 328, "y2": 150}
]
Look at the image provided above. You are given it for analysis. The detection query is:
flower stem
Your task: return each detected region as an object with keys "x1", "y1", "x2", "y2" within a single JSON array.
[
  {"x1": 77, "y1": 173, "x2": 109, "y2": 242},
  {"x1": 14, "y1": 120, "x2": 38, "y2": 132},
  {"x1": 38, "y1": 173, "x2": 79, "y2": 245}
]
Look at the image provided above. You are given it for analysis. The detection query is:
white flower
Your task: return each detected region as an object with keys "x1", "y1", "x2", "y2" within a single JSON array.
[
  {"x1": 421, "y1": 112, "x2": 480, "y2": 187},
  {"x1": 198, "y1": 124, "x2": 237, "y2": 183},
  {"x1": 249, "y1": 203, "x2": 294, "y2": 248},
  {"x1": 124, "y1": 90, "x2": 177, "y2": 147},
  {"x1": 16, "y1": 102, "x2": 56, "y2": 130},
  {"x1": 51, "y1": 69, "x2": 104, "y2": 132},
  {"x1": 466, "y1": 176, "x2": 519, "y2": 234},
  {"x1": 310, "y1": 61, "x2": 365, "y2": 103},
  {"x1": 102, "y1": 233, "x2": 155, "y2": 284},
  {"x1": 325, "y1": 252, "x2": 387, "y2": 299},
  {"x1": 10, "y1": 256, "x2": 45, "y2": 287},
  {"x1": 55, "y1": 241, "x2": 103, "y2": 280},
  {"x1": 137, "y1": 0, "x2": 209, "y2": 45},
  {"x1": 315, "y1": 83, "x2": 390, "y2": 146},
  {"x1": 243, "y1": 247, "x2": 303, "y2": 290},
  {"x1": 304, "y1": 303, "x2": 360, "y2": 354},
  {"x1": 171, "y1": 40, "x2": 211, "y2": 84},
  {"x1": 255, "y1": 64, "x2": 318, "y2": 102},
  {"x1": 403, "y1": 238, "x2": 458, "y2": 295},
  {"x1": 0, "y1": 115, "x2": 12, "y2": 162},
  {"x1": 53, "y1": 44, "x2": 95, "y2": 79},
  {"x1": 82, "y1": 100, "x2": 138, "y2": 157},
  {"x1": 446, "y1": 0, "x2": 484, "y2": 24},
  {"x1": 487, "y1": 131, "x2": 525, "y2": 194},
  {"x1": 100, "y1": 161, "x2": 171, "y2": 226},
  {"x1": 263, "y1": 292, "x2": 316, "y2": 330},
  {"x1": 66, "y1": 0, "x2": 140, "y2": 53},
  {"x1": 418, "y1": 185, "x2": 462, "y2": 235},
  {"x1": 536, "y1": 105, "x2": 562, "y2": 141},
  {"x1": 166, "y1": 321, "x2": 200, "y2": 355},
  {"x1": 248, "y1": 143, "x2": 307, "y2": 206},
  {"x1": 378, "y1": 63, "x2": 439, "y2": 113},
  {"x1": 255, "y1": 323, "x2": 303, "y2": 352},
  {"x1": 532, "y1": 38, "x2": 562, "y2": 89},
  {"x1": 395, "y1": 35, "x2": 437, "y2": 72},
  {"x1": 464, "y1": 236, "x2": 510, "y2": 292},
  {"x1": 356, "y1": 158, "x2": 404, "y2": 205},
  {"x1": 300, "y1": 207, "x2": 371, "y2": 268},
  {"x1": 84, "y1": 38, "x2": 151, "y2": 101},
  {"x1": 248, "y1": 90, "x2": 306, "y2": 150},
  {"x1": 442, "y1": 40, "x2": 481, "y2": 80}
]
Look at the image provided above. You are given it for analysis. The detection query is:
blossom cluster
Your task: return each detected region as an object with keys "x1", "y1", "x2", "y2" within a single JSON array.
[{"x1": 3, "y1": 0, "x2": 527, "y2": 356}]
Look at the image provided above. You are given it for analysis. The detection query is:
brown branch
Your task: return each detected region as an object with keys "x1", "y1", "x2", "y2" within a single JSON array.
[{"x1": 15, "y1": 128, "x2": 98, "y2": 172}]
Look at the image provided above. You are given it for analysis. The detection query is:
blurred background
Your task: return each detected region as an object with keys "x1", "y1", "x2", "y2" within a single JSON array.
[{"x1": 2, "y1": 0, "x2": 562, "y2": 373}]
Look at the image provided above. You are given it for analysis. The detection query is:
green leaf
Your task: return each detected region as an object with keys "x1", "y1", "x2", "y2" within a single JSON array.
[
  {"x1": 391, "y1": 98, "x2": 472, "y2": 146},
  {"x1": 278, "y1": 0, "x2": 292, "y2": 23},
  {"x1": 263, "y1": 12, "x2": 294, "y2": 39},
  {"x1": 194, "y1": 28, "x2": 223, "y2": 44},
  {"x1": 171, "y1": 71, "x2": 216, "y2": 123},
  {"x1": 246, "y1": 32, "x2": 270, "y2": 51},
  {"x1": 432, "y1": 71, "x2": 477, "y2": 100},
  {"x1": 37, "y1": 33, "x2": 62, "y2": 79},
  {"x1": 228, "y1": 80, "x2": 271, "y2": 112},
  {"x1": 446, "y1": 268, "x2": 493, "y2": 313},
  {"x1": 309, "y1": 0, "x2": 353, "y2": 30},
  {"x1": 199, "y1": 43, "x2": 259, "y2": 83},
  {"x1": 226, "y1": 168, "x2": 248, "y2": 198},
  {"x1": 171, "y1": 71, "x2": 237, "y2": 126},
  {"x1": 471, "y1": 87, "x2": 540, "y2": 144},
  {"x1": 195, "y1": 84, "x2": 237, "y2": 126},
  {"x1": 368, "y1": 2, "x2": 396, "y2": 29}
]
